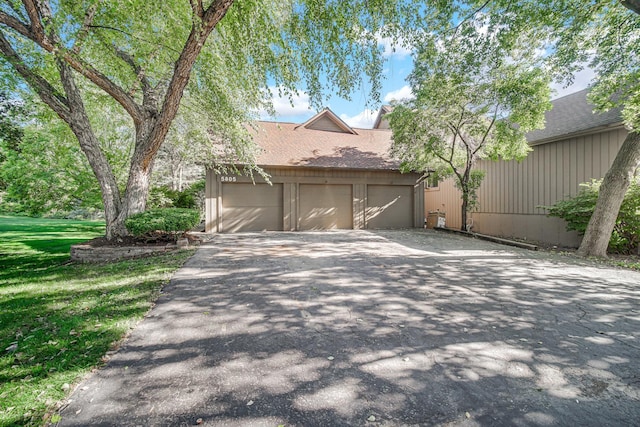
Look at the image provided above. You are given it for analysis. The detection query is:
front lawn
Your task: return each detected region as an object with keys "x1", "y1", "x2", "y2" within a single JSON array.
[{"x1": 0, "y1": 216, "x2": 193, "y2": 426}]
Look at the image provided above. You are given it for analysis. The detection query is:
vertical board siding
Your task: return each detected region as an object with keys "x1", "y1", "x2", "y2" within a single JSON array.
[
  {"x1": 476, "y1": 128, "x2": 626, "y2": 214},
  {"x1": 424, "y1": 128, "x2": 627, "y2": 246}
]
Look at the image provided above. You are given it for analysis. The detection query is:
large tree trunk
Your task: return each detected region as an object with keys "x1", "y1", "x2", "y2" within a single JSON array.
[
  {"x1": 577, "y1": 131, "x2": 640, "y2": 257},
  {"x1": 57, "y1": 59, "x2": 123, "y2": 239}
]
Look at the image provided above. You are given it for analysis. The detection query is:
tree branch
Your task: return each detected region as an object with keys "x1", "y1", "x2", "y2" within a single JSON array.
[
  {"x1": 142, "y1": 0, "x2": 235, "y2": 169},
  {"x1": 0, "y1": 31, "x2": 70, "y2": 121},
  {"x1": 475, "y1": 104, "x2": 499, "y2": 156},
  {"x1": 112, "y1": 46, "x2": 152, "y2": 96},
  {"x1": 0, "y1": 11, "x2": 32, "y2": 39},
  {"x1": 451, "y1": 0, "x2": 491, "y2": 37},
  {"x1": 190, "y1": 0, "x2": 204, "y2": 18},
  {"x1": 88, "y1": 24, "x2": 181, "y2": 54},
  {"x1": 22, "y1": 0, "x2": 46, "y2": 41},
  {"x1": 8, "y1": 1, "x2": 145, "y2": 123},
  {"x1": 71, "y1": 1, "x2": 101, "y2": 54}
]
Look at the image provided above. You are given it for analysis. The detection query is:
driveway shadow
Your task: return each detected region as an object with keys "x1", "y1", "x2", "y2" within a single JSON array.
[{"x1": 59, "y1": 230, "x2": 640, "y2": 426}]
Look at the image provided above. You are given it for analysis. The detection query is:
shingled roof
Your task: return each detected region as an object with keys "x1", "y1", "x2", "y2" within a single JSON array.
[
  {"x1": 251, "y1": 109, "x2": 399, "y2": 170},
  {"x1": 526, "y1": 89, "x2": 624, "y2": 145}
]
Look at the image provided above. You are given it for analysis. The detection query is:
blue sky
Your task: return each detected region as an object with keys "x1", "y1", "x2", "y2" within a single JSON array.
[{"x1": 260, "y1": 38, "x2": 596, "y2": 129}]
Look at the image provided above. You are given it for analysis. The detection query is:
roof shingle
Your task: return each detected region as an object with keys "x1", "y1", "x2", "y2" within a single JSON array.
[
  {"x1": 251, "y1": 121, "x2": 399, "y2": 170},
  {"x1": 526, "y1": 89, "x2": 623, "y2": 144}
]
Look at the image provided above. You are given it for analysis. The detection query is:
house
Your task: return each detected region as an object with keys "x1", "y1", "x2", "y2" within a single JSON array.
[
  {"x1": 421, "y1": 88, "x2": 627, "y2": 247},
  {"x1": 204, "y1": 108, "x2": 424, "y2": 232}
]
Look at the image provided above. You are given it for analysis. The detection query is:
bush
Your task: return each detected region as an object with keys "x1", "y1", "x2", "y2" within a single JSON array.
[
  {"x1": 147, "y1": 180, "x2": 205, "y2": 210},
  {"x1": 125, "y1": 208, "x2": 200, "y2": 239},
  {"x1": 545, "y1": 178, "x2": 640, "y2": 254}
]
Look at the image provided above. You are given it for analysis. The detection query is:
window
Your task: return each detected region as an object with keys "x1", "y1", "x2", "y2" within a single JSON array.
[{"x1": 425, "y1": 172, "x2": 440, "y2": 190}]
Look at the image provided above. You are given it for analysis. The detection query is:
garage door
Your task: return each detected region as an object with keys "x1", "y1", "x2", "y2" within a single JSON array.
[
  {"x1": 221, "y1": 183, "x2": 283, "y2": 232},
  {"x1": 299, "y1": 184, "x2": 352, "y2": 230},
  {"x1": 366, "y1": 185, "x2": 413, "y2": 229}
]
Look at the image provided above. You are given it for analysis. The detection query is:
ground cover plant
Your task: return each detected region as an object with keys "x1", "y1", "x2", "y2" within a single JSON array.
[{"x1": 0, "y1": 216, "x2": 193, "y2": 426}]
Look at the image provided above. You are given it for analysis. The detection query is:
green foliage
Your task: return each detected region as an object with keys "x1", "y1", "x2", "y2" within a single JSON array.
[
  {"x1": 545, "y1": 179, "x2": 640, "y2": 254},
  {"x1": 148, "y1": 179, "x2": 205, "y2": 210},
  {"x1": 0, "y1": 215, "x2": 192, "y2": 426},
  {"x1": 463, "y1": 0, "x2": 640, "y2": 132},
  {"x1": 0, "y1": 116, "x2": 102, "y2": 216},
  {"x1": 390, "y1": 15, "x2": 550, "y2": 227},
  {"x1": 454, "y1": 170, "x2": 486, "y2": 212},
  {"x1": 125, "y1": 208, "x2": 200, "y2": 238},
  {"x1": 0, "y1": 94, "x2": 132, "y2": 217}
]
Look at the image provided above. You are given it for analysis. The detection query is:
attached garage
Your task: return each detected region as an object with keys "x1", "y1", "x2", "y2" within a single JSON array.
[
  {"x1": 220, "y1": 183, "x2": 283, "y2": 232},
  {"x1": 299, "y1": 184, "x2": 352, "y2": 230},
  {"x1": 366, "y1": 185, "x2": 413, "y2": 229},
  {"x1": 205, "y1": 108, "x2": 424, "y2": 233}
]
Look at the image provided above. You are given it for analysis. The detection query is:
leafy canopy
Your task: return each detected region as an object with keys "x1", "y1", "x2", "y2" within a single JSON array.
[{"x1": 389, "y1": 17, "x2": 551, "y2": 179}]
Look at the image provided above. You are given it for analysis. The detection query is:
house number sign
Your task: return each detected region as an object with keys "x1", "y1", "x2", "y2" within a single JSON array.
[{"x1": 221, "y1": 176, "x2": 237, "y2": 182}]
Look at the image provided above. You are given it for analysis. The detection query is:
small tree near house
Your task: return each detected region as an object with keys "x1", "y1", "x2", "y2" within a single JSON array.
[{"x1": 389, "y1": 20, "x2": 551, "y2": 231}]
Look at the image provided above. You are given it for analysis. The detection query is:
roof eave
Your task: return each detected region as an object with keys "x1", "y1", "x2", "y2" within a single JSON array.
[{"x1": 528, "y1": 122, "x2": 626, "y2": 146}]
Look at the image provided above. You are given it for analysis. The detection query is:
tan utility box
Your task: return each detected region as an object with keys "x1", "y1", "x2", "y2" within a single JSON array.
[{"x1": 426, "y1": 211, "x2": 446, "y2": 229}]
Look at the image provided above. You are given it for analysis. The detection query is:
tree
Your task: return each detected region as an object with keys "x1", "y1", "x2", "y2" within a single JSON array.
[
  {"x1": 566, "y1": 2, "x2": 640, "y2": 257},
  {"x1": 0, "y1": 1, "x2": 432, "y2": 239},
  {"x1": 459, "y1": 0, "x2": 640, "y2": 256},
  {"x1": 389, "y1": 20, "x2": 551, "y2": 231},
  {"x1": 0, "y1": 92, "x2": 132, "y2": 216},
  {"x1": 0, "y1": 90, "x2": 24, "y2": 192}
]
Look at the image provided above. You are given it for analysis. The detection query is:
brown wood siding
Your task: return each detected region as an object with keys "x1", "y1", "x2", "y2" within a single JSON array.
[{"x1": 424, "y1": 127, "x2": 627, "y2": 245}]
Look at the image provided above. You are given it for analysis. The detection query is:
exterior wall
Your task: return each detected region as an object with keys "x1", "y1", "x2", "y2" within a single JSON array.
[
  {"x1": 425, "y1": 127, "x2": 628, "y2": 247},
  {"x1": 206, "y1": 167, "x2": 424, "y2": 232}
]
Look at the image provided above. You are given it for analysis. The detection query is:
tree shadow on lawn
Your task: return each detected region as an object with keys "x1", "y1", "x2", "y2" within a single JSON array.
[
  {"x1": 0, "y1": 251, "x2": 188, "y2": 427},
  {"x1": 59, "y1": 231, "x2": 640, "y2": 426}
]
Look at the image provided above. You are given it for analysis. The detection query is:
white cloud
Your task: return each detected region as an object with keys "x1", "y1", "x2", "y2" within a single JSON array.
[
  {"x1": 375, "y1": 34, "x2": 412, "y2": 58},
  {"x1": 340, "y1": 109, "x2": 377, "y2": 129},
  {"x1": 383, "y1": 85, "x2": 414, "y2": 103},
  {"x1": 259, "y1": 86, "x2": 312, "y2": 118},
  {"x1": 551, "y1": 66, "x2": 596, "y2": 99}
]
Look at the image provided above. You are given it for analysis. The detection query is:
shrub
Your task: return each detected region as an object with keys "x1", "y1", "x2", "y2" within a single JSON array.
[
  {"x1": 147, "y1": 180, "x2": 205, "y2": 210},
  {"x1": 147, "y1": 187, "x2": 176, "y2": 209},
  {"x1": 545, "y1": 178, "x2": 640, "y2": 254},
  {"x1": 125, "y1": 208, "x2": 200, "y2": 239}
]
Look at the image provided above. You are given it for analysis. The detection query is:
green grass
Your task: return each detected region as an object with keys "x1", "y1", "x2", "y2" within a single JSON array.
[{"x1": 0, "y1": 215, "x2": 194, "y2": 426}]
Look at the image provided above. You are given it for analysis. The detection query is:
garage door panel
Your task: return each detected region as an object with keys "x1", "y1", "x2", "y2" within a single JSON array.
[
  {"x1": 221, "y1": 183, "x2": 282, "y2": 232},
  {"x1": 366, "y1": 185, "x2": 413, "y2": 229},
  {"x1": 299, "y1": 184, "x2": 352, "y2": 230}
]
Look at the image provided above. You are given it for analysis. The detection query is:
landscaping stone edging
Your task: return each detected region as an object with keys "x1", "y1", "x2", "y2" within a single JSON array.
[
  {"x1": 433, "y1": 226, "x2": 539, "y2": 251},
  {"x1": 70, "y1": 243, "x2": 179, "y2": 263}
]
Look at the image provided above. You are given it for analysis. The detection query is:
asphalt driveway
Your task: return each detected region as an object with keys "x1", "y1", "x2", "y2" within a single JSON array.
[{"x1": 59, "y1": 230, "x2": 640, "y2": 426}]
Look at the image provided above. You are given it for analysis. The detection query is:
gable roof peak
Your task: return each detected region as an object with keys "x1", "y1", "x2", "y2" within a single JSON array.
[
  {"x1": 373, "y1": 105, "x2": 394, "y2": 129},
  {"x1": 295, "y1": 108, "x2": 358, "y2": 135}
]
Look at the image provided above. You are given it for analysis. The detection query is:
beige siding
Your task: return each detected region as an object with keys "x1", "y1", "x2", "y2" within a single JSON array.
[
  {"x1": 425, "y1": 181, "x2": 463, "y2": 230},
  {"x1": 306, "y1": 116, "x2": 348, "y2": 133},
  {"x1": 424, "y1": 127, "x2": 627, "y2": 246}
]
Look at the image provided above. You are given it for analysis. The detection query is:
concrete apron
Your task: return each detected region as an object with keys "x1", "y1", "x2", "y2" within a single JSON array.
[{"x1": 59, "y1": 229, "x2": 640, "y2": 426}]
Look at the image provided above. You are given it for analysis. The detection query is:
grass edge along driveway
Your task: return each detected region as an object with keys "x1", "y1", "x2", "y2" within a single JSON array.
[{"x1": 0, "y1": 215, "x2": 193, "y2": 427}]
